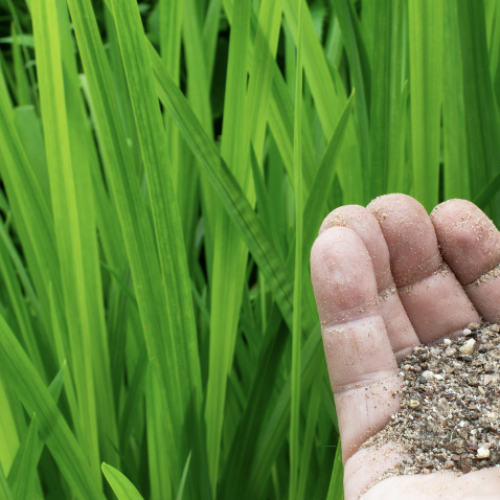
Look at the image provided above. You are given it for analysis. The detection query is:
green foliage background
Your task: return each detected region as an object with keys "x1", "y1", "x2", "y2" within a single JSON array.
[{"x1": 0, "y1": 0, "x2": 499, "y2": 499}]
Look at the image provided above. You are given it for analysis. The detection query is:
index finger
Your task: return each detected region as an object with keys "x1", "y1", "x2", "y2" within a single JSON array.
[{"x1": 311, "y1": 226, "x2": 401, "y2": 462}]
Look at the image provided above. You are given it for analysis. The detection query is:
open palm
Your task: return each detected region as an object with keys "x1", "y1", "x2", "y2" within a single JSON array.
[{"x1": 311, "y1": 194, "x2": 500, "y2": 499}]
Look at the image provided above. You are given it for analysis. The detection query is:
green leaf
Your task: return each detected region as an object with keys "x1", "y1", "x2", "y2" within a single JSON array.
[
  {"x1": 333, "y1": 0, "x2": 370, "y2": 198},
  {"x1": 175, "y1": 452, "x2": 192, "y2": 500},
  {"x1": 290, "y1": 0, "x2": 304, "y2": 495},
  {"x1": 0, "y1": 36, "x2": 34, "y2": 47},
  {"x1": 148, "y1": 43, "x2": 295, "y2": 329},
  {"x1": 326, "y1": 438, "x2": 344, "y2": 500},
  {"x1": 368, "y1": 0, "x2": 407, "y2": 198},
  {"x1": 32, "y1": 0, "x2": 104, "y2": 480},
  {"x1": 0, "y1": 315, "x2": 106, "y2": 499},
  {"x1": 108, "y1": 0, "x2": 203, "y2": 493},
  {"x1": 302, "y1": 93, "x2": 354, "y2": 253},
  {"x1": 0, "y1": 462, "x2": 12, "y2": 500},
  {"x1": 205, "y1": 0, "x2": 251, "y2": 490},
  {"x1": 12, "y1": 415, "x2": 38, "y2": 500},
  {"x1": 457, "y1": 0, "x2": 500, "y2": 219},
  {"x1": 443, "y1": 0, "x2": 470, "y2": 200},
  {"x1": 408, "y1": 0, "x2": 443, "y2": 211},
  {"x1": 219, "y1": 307, "x2": 287, "y2": 498},
  {"x1": 102, "y1": 464, "x2": 145, "y2": 500}
]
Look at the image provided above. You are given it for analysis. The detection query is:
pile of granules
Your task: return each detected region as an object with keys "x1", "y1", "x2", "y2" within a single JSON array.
[{"x1": 362, "y1": 322, "x2": 500, "y2": 477}]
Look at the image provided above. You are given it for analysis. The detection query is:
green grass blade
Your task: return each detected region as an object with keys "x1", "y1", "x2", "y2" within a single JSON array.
[
  {"x1": 13, "y1": 106, "x2": 51, "y2": 207},
  {"x1": 32, "y1": 0, "x2": 103, "y2": 480},
  {"x1": 12, "y1": 415, "x2": 38, "y2": 500},
  {"x1": 0, "y1": 224, "x2": 43, "y2": 376},
  {"x1": 0, "y1": 462, "x2": 12, "y2": 500},
  {"x1": 145, "y1": 361, "x2": 173, "y2": 499},
  {"x1": 175, "y1": 451, "x2": 192, "y2": 500},
  {"x1": 102, "y1": 463, "x2": 145, "y2": 500},
  {"x1": 11, "y1": 25, "x2": 30, "y2": 106},
  {"x1": 386, "y1": 81, "x2": 410, "y2": 194},
  {"x1": 290, "y1": 0, "x2": 304, "y2": 495},
  {"x1": 443, "y1": 0, "x2": 470, "y2": 200},
  {"x1": 0, "y1": 59, "x2": 65, "y2": 339},
  {"x1": 119, "y1": 346, "x2": 148, "y2": 456},
  {"x1": 282, "y1": 0, "x2": 341, "y2": 138},
  {"x1": 326, "y1": 438, "x2": 344, "y2": 500},
  {"x1": 408, "y1": 0, "x2": 443, "y2": 211},
  {"x1": 333, "y1": 0, "x2": 370, "y2": 196},
  {"x1": 109, "y1": 0, "x2": 203, "y2": 493},
  {"x1": 0, "y1": 315, "x2": 106, "y2": 500},
  {"x1": 7, "y1": 362, "x2": 66, "y2": 491},
  {"x1": 457, "y1": 0, "x2": 500, "y2": 219},
  {"x1": 369, "y1": 0, "x2": 406, "y2": 198},
  {"x1": 219, "y1": 307, "x2": 287, "y2": 499},
  {"x1": 0, "y1": 380, "x2": 20, "y2": 481},
  {"x1": 247, "y1": 0, "x2": 283, "y2": 157},
  {"x1": 302, "y1": 93, "x2": 354, "y2": 253},
  {"x1": 159, "y1": 0, "x2": 183, "y2": 185},
  {"x1": 473, "y1": 169, "x2": 500, "y2": 210},
  {"x1": 148, "y1": 43, "x2": 295, "y2": 328},
  {"x1": 205, "y1": 0, "x2": 251, "y2": 490},
  {"x1": 297, "y1": 377, "x2": 322, "y2": 500},
  {"x1": 246, "y1": 326, "x2": 323, "y2": 500}
]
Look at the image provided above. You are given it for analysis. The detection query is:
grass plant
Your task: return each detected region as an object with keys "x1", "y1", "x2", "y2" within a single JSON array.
[{"x1": 0, "y1": 0, "x2": 500, "y2": 499}]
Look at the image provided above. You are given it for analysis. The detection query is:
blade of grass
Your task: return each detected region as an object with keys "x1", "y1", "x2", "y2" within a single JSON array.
[
  {"x1": 0, "y1": 379, "x2": 20, "y2": 479},
  {"x1": 159, "y1": 0, "x2": 183, "y2": 185},
  {"x1": 175, "y1": 451, "x2": 192, "y2": 500},
  {"x1": 0, "y1": 51, "x2": 67, "y2": 355},
  {"x1": 246, "y1": 324, "x2": 323, "y2": 500},
  {"x1": 443, "y1": 0, "x2": 470, "y2": 200},
  {"x1": 202, "y1": 0, "x2": 221, "y2": 81},
  {"x1": 332, "y1": 0, "x2": 370, "y2": 200},
  {"x1": 109, "y1": 0, "x2": 204, "y2": 488},
  {"x1": 302, "y1": 92, "x2": 354, "y2": 253},
  {"x1": 326, "y1": 438, "x2": 344, "y2": 500},
  {"x1": 119, "y1": 345, "x2": 148, "y2": 456},
  {"x1": 0, "y1": 462, "x2": 11, "y2": 500},
  {"x1": 205, "y1": 0, "x2": 251, "y2": 491},
  {"x1": 145, "y1": 360, "x2": 173, "y2": 499},
  {"x1": 67, "y1": 0, "x2": 205, "y2": 495},
  {"x1": 7, "y1": 362, "x2": 66, "y2": 491},
  {"x1": 368, "y1": 0, "x2": 406, "y2": 198},
  {"x1": 183, "y1": 0, "x2": 217, "y2": 264},
  {"x1": 0, "y1": 223, "x2": 43, "y2": 376},
  {"x1": 247, "y1": 0, "x2": 283, "y2": 158},
  {"x1": 11, "y1": 415, "x2": 38, "y2": 500},
  {"x1": 297, "y1": 376, "x2": 322, "y2": 500},
  {"x1": 148, "y1": 42, "x2": 296, "y2": 329},
  {"x1": 13, "y1": 106, "x2": 51, "y2": 207},
  {"x1": 290, "y1": 0, "x2": 304, "y2": 495},
  {"x1": 408, "y1": 0, "x2": 443, "y2": 211},
  {"x1": 0, "y1": 314, "x2": 106, "y2": 499},
  {"x1": 219, "y1": 306, "x2": 287, "y2": 498},
  {"x1": 102, "y1": 463, "x2": 145, "y2": 500},
  {"x1": 457, "y1": 0, "x2": 500, "y2": 219},
  {"x1": 11, "y1": 24, "x2": 30, "y2": 106},
  {"x1": 32, "y1": 0, "x2": 103, "y2": 481}
]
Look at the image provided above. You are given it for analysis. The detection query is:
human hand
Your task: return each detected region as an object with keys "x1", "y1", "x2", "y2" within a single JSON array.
[{"x1": 310, "y1": 194, "x2": 500, "y2": 499}]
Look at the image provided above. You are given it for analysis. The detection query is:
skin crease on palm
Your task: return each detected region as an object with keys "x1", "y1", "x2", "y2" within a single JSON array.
[{"x1": 310, "y1": 194, "x2": 500, "y2": 500}]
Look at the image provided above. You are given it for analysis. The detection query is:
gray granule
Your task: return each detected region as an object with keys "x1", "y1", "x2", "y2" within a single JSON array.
[{"x1": 361, "y1": 322, "x2": 500, "y2": 479}]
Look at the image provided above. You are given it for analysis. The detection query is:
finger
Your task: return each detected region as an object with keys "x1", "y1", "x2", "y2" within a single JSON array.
[
  {"x1": 367, "y1": 194, "x2": 480, "y2": 344},
  {"x1": 320, "y1": 205, "x2": 420, "y2": 359},
  {"x1": 357, "y1": 464, "x2": 500, "y2": 500},
  {"x1": 431, "y1": 199, "x2": 500, "y2": 322},
  {"x1": 311, "y1": 226, "x2": 401, "y2": 462}
]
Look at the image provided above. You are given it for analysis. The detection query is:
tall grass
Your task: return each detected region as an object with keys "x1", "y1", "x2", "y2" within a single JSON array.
[{"x1": 0, "y1": 0, "x2": 499, "y2": 499}]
